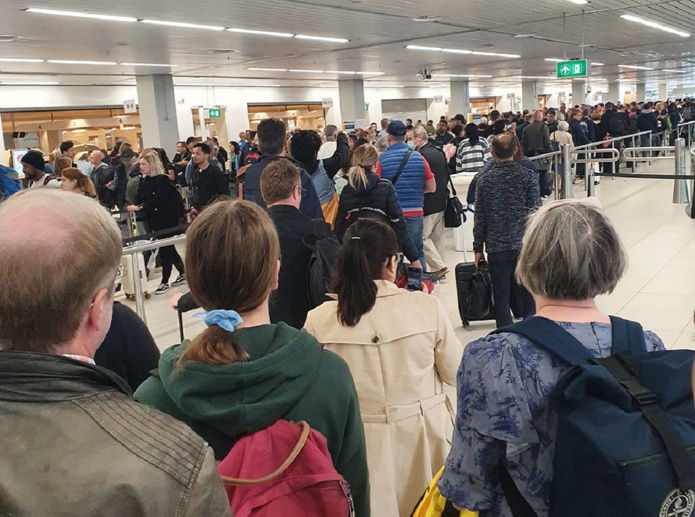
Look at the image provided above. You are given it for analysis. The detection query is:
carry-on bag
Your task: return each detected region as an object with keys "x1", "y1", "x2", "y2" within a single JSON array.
[{"x1": 455, "y1": 262, "x2": 495, "y2": 327}]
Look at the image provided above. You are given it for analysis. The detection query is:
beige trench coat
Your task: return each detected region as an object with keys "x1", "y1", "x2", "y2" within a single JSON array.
[{"x1": 304, "y1": 280, "x2": 462, "y2": 516}]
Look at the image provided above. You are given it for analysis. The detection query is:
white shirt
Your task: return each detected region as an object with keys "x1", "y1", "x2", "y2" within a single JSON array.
[
  {"x1": 317, "y1": 141, "x2": 337, "y2": 160},
  {"x1": 29, "y1": 174, "x2": 61, "y2": 189}
]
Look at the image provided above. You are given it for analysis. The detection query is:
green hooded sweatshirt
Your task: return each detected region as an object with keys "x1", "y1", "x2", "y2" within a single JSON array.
[{"x1": 135, "y1": 322, "x2": 370, "y2": 517}]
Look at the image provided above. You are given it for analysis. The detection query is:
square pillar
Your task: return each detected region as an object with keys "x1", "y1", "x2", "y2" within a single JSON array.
[
  {"x1": 608, "y1": 81, "x2": 620, "y2": 104},
  {"x1": 658, "y1": 83, "x2": 667, "y2": 102},
  {"x1": 338, "y1": 79, "x2": 366, "y2": 127},
  {"x1": 0, "y1": 112, "x2": 7, "y2": 166},
  {"x1": 572, "y1": 81, "x2": 586, "y2": 107},
  {"x1": 636, "y1": 83, "x2": 647, "y2": 103},
  {"x1": 136, "y1": 74, "x2": 180, "y2": 149},
  {"x1": 522, "y1": 81, "x2": 538, "y2": 112},
  {"x1": 449, "y1": 80, "x2": 470, "y2": 119}
]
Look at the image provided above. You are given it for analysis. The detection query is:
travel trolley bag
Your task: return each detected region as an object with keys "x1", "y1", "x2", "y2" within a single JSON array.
[{"x1": 455, "y1": 262, "x2": 495, "y2": 327}]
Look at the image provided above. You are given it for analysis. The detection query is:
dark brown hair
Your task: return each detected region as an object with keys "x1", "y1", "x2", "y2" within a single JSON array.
[
  {"x1": 333, "y1": 219, "x2": 398, "y2": 327},
  {"x1": 179, "y1": 200, "x2": 280, "y2": 366}
]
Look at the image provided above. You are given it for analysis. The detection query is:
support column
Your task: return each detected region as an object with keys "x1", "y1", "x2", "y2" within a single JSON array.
[
  {"x1": 636, "y1": 82, "x2": 647, "y2": 103},
  {"x1": 521, "y1": 81, "x2": 538, "y2": 112},
  {"x1": 658, "y1": 83, "x2": 667, "y2": 102},
  {"x1": 572, "y1": 81, "x2": 586, "y2": 107},
  {"x1": 136, "y1": 74, "x2": 180, "y2": 149},
  {"x1": 449, "y1": 80, "x2": 471, "y2": 119},
  {"x1": 608, "y1": 81, "x2": 620, "y2": 104},
  {"x1": 338, "y1": 79, "x2": 366, "y2": 128},
  {"x1": 0, "y1": 112, "x2": 7, "y2": 166}
]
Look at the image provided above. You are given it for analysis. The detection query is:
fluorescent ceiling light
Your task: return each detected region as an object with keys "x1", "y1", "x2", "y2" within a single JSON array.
[
  {"x1": 25, "y1": 7, "x2": 137, "y2": 22},
  {"x1": 565, "y1": 0, "x2": 588, "y2": 4},
  {"x1": 544, "y1": 58, "x2": 564, "y2": 62},
  {"x1": 333, "y1": 71, "x2": 356, "y2": 74},
  {"x1": 288, "y1": 69, "x2": 324, "y2": 73},
  {"x1": 593, "y1": 62, "x2": 605, "y2": 66},
  {"x1": 618, "y1": 64, "x2": 654, "y2": 70},
  {"x1": 0, "y1": 58, "x2": 44, "y2": 63},
  {"x1": 431, "y1": 73, "x2": 493, "y2": 78},
  {"x1": 513, "y1": 75, "x2": 557, "y2": 79},
  {"x1": 406, "y1": 44, "x2": 519, "y2": 59},
  {"x1": 227, "y1": 28, "x2": 293, "y2": 38},
  {"x1": 356, "y1": 71, "x2": 384, "y2": 75},
  {"x1": 294, "y1": 35, "x2": 349, "y2": 43},
  {"x1": 140, "y1": 19, "x2": 225, "y2": 31},
  {"x1": 248, "y1": 67, "x2": 289, "y2": 72},
  {"x1": 663, "y1": 69, "x2": 687, "y2": 73},
  {"x1": 0, "y1": 81, "x2": 59, "y2": 85},
  {"x1": 120, "y1": 62, "x2": 177, "y2": 67},
  {"x1": 621, "y1": 15, "x2": 689, "y2": 38},
  {"x1": 48, "y1": 59, "x2": 117, "y2": 65}
]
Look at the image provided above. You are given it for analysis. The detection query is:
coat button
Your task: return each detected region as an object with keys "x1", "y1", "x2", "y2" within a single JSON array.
[{"x1": 372, "y1": 335, "x2": 379, "y2": 344}]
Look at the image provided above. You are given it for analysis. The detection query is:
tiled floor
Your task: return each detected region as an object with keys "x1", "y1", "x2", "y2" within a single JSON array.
[{"x1": 116, "y1": 156, "x2": 695, "y2": 354}]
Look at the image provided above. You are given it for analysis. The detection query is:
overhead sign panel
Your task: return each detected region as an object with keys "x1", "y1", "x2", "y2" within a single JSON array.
[{"x1": 557, "y1": 59, "x2": 588, "y2": 79}]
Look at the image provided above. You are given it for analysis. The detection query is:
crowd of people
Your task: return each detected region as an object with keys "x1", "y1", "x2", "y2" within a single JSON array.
[{"x1": 0, "y1": 99, "x2": 694, "y2": 517}]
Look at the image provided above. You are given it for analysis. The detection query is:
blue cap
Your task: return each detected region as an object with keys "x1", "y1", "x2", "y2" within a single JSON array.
[{"x1": 387, "y1": 120, "x2": 407, "y2": 137}]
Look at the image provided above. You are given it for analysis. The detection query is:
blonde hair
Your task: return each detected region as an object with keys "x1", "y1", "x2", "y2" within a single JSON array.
[
  {"x1": 348, "y1": 144, "x2": 379, "y2": 190},
  {"x1": 516, "y1": 199, "x2": 627, "y2": 301},
  {"x1": 558, "y1": 120, "x2": 570, "y2": 132},
  {"x1": 139, "y1": 150, "x2": 164, "y2": 176},
  {"x1": 61, "y1": 167, "x2": 97, "y2": 198},
  {"x1": 179, "y1": 200, "x2": 280, "y2": 366},
  {"x1": 0, "y1": 189, "x2": 121, "y2": 352}
]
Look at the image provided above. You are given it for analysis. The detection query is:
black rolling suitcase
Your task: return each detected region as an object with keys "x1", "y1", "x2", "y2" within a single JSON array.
[{"x1": 455, "y1": 261, "x2": 495, "y2": 327}]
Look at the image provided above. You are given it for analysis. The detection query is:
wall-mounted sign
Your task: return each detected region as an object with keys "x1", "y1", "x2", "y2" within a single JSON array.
[
  {"x1": 322, "y1": 98, "x2": 334, "y2": 108},
  {"x1": 123, "y1": 99, "x2": 137, "y2": 113}
]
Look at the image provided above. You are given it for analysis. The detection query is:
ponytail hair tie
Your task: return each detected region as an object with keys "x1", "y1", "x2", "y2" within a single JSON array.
[{"x1": 204, "y1": 310, "x2": 243, "y2": 332}]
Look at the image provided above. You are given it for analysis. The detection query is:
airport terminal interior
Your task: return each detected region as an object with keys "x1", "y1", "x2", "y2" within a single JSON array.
[{"x1": 2, "y1": 0, "x2": 695, "y2": 516}]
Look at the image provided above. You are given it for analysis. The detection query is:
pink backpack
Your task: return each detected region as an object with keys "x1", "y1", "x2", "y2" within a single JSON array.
[{"x1": 218, "y1": 420, "x2": 355, "y2": 517}]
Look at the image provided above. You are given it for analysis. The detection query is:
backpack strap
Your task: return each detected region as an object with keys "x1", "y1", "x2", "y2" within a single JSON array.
[
  {"x1": 303, "y1": 218, "x2": 330, "y2": 249},
  {"x1": 608, "y1": 316, "x2": 647, "y2": 356},
  {"x1": 390, "y1": 150, "x2": 412, "y2": 186},
  {"x1": 221, "y1": 421, "x2": 311, "y2": 486},
  {"x1": 494, "y1": 316, "x2": 594, "y2": 366}
]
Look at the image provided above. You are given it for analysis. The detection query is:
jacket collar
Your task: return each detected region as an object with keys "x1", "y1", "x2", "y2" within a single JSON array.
[
  {"x1": 375, "y1": 279, "x2": 402, "y2": 297},
  {"x1": 0, "y1": 350, "x2": 133, "y2": 401}
]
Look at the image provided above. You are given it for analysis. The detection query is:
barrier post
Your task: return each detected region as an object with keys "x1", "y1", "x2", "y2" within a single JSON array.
[
  {"x1": 131, "y1": 252, "x2": 147, "y2": 323},
  {"x1": 689, "y1": 150, "x2": 695, "y2": 219},
  {"x1": 673, "y1": 138, "x2": 689, "y2": 205},
  {"x1": 586, "y1": 162, "x2": 596, "y2": 197},
  {"x1": 553, "y1": 155, "x2": 560, "y2": 200},
  {"x1": 561, "y1": 144, "x2": 573, "y2": 199},
  {"x1": 631, "y1": 135, "x2": 636, "y2": 173}
]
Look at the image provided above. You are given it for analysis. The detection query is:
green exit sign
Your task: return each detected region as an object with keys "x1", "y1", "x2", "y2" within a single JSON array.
[
  {"x1": 556, "y1": 59, "x2": 588, "y2": 79},
  {"x1": 208, "y1": 108, "x2": 221, "y2": 118}
]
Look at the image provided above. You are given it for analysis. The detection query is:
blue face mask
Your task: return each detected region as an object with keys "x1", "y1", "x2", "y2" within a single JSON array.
[{"x1": 407, "y1": 141, "x2": 415, "y2": 150}]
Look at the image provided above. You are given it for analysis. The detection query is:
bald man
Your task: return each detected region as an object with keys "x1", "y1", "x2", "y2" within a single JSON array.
[
  {"x1": 0, "y1": 189, "x2": 230, "y2": 516},
  {"x1": 521, "y1": 110, "x2": 552, "y2": 158},
  {"x1": 89, "y1": 149, "x2": 115, "y2": 208}
]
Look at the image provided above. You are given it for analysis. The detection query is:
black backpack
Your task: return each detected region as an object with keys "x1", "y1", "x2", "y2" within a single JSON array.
[
  {"x1": 609, "y1": 114, "x2": 624, "y2": 136},
  {"x1": 304, "y1": 219, "x2": 341, "y2": 309}
]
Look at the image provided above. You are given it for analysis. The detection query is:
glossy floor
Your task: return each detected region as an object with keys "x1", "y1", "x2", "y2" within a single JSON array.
[{"x1": 115, "y1": 157, "x2": 695, "y2": 354}]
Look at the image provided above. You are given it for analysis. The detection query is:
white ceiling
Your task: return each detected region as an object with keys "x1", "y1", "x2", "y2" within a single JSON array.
[{"x1": 0, "y1": 0, "x2": 693, "y2": 90}]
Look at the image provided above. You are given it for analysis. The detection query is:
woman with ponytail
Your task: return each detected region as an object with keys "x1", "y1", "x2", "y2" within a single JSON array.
[
  {"x1": 334, "y1": 143, "x2": 422, "y2": 268},
  {"x1": 135, "y1": 200, "x2": 370, "y2": 517},
  {"x1": 304, "y1": 218, "x2": 462, "y2": 516}
]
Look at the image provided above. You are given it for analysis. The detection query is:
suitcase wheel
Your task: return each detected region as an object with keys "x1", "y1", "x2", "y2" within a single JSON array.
[{"x1": 145, "y1": 293, "x2": 151, "y2": 299}]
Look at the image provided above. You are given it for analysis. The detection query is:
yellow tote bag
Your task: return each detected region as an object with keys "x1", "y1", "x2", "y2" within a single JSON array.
[
  {"x1": 321, "y1": 192, "x2": 340, "y2": 229},
  {"x1": 411, "y1": 467, "x2": 478, "y2": 517}
]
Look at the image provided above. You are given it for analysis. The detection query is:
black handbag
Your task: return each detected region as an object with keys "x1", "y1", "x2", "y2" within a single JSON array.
[{"x1": 444, "y1": 176, "x2": 466, "y2": 228}]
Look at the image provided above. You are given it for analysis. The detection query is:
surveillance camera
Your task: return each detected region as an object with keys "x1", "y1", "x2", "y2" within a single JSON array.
[
  {"x1": 586, "y1": 86, "x2": 593, "y2": 94},
  {"x1": 417, "y1": 68, "x2": 433, "y2": 81}
]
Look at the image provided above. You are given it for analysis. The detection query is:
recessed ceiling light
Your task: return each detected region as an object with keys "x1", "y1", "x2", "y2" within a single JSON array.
[
  {"x1": 48, "y1": 59, "x2": 118, "y2": 65},
  {"x1": 25, "y1": 8, "x2": 137, "y2": 22},
  {"x1": 618, "y1": 64, "x2": 654, "y2": 70},
  {"x1": 621, "y1": 14, "x2": 689, "y2": 38},
  {"x1": 140, "y1": 19, "x2": 225, "y2": 31},
  {"x1": 227, "y1": 28, "x2": 293, "y2": 38},
  {"x1": 120, "y1": 62, "x2": 177, "y2": 67},
  {"x1": 406, "y1": 44, "x2": 519, "y2": 59},
  {"x1": 431, "y1": 73, "x2": 494, "y2": 78},
  {"x1": 248, "y1": 67, "x2": 289, "y2": 72},
  {"x1": 565, "y1": 0, "x2": 588, "y2": 4},
  {"x1": 0, "y1": 81, "x2": 60, "y2": 85},
  {"x1": 0, "y1": 58, "x2": 44, "y2": 63},
  {"x1": 412, "y1": 16, "x2": 441, "y2": 22},
  {"x1": 294, "y1": 35, "x2": 349, "y2": 43}
]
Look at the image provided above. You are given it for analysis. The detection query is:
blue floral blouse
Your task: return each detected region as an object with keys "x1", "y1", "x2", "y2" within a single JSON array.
[{"x1": 438, "y1": 321, "x2": 665, "y2": 516}]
